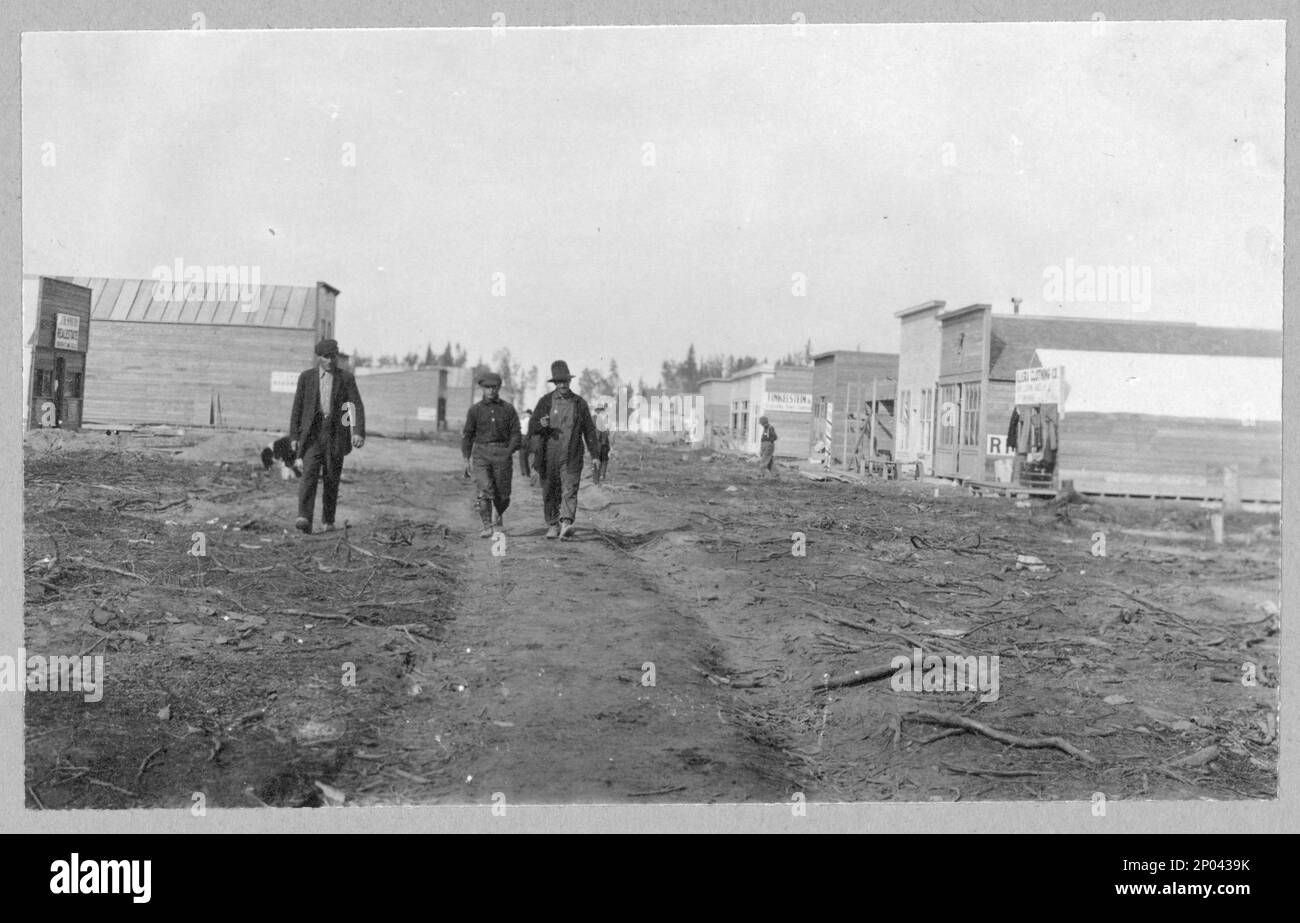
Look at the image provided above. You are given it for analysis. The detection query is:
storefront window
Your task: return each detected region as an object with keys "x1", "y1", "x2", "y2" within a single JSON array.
[
  {"x1": 961, "y1": 383, "x2": 981, "y2": 447},
  {"x1": 919, "y1": 388, "x2": 933, "y2": 454},
  {"x1": 938, "y1": 384, "x2": 960, "y2": 448}
]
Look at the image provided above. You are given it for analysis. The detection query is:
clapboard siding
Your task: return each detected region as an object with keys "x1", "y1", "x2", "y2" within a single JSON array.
[
  {"x1": 83, "y1": 323, "x2": 315, "y2": 428},
  {"x1": 362, "y1": 370, "x2": 458, "y2": 437},
  {"x1": 895, "y1": 304, "x2": 943, "y2": 466},
  {"x1": 1058, "y1": 413, "x2": 1280, "y2": 500},
  {"x1": 938, "y1": 307, "x2": 988, "y2": 379},
  {"x1": 37, "y1": 278, "x2": 93, "y2": 350},
  {"x1": 811, "y1": 352, "x2": 898, "y2": 459},
  {"x1": 980, "y1": 379, "x2": 1017, "y2": 478}
]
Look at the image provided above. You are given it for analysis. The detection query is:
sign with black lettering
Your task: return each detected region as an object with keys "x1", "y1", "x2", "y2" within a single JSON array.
[{"x1": 55, "y1": 313, "x2": 80, "y2": 350}]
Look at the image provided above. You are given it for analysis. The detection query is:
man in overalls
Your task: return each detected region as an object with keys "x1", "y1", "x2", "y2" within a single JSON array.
[{"x1": 524, "y1": 361, "x2": 600, "y2": 540}]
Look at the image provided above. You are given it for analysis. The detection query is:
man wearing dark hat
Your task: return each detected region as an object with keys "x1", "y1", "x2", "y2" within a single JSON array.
[
  {"x1": 462, "y1": 371, "x2": 522, "y2": 537},
  {"x1": 524, "y1": 360, "x2": 600, "y2": 539},
  {"x1": 289, "y1": 338, "x2": 366, "y2": 533}
]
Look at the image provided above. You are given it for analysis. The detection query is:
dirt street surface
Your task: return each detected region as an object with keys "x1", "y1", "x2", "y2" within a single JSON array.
[{"x1": 23, "y1": 428, "x2": 1279, "y2": 807}]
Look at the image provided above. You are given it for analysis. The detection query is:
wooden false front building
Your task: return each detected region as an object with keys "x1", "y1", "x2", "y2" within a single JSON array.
[
  {"x1": 902, "y1": 304, "x2": 1281, "y2": 502},
  {"x1": 22, "y1": 276, "x2": 93, "y2": 431},
  {"x1": 40, "y1": 275, "x2": 340, "y2": 429}
]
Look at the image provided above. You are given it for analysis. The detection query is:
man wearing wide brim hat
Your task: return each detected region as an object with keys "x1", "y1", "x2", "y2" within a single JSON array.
[
  {"x1": 524, "y1": 360, "x2": 601, "y2": 540},
  {"x1": 289, "y1": 338, "x2": 366, "y2": 533},
  {"x1": 462, "y1": 370, "x2": 522, "y2": 538}
]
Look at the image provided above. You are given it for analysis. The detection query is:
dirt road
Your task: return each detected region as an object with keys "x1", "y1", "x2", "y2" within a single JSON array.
[{"x1": 23, "y1": 429, "x2": 1279, "y2": 807}]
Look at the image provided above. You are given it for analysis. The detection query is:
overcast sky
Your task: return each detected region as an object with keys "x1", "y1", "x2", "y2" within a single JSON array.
[{"x1": 23, "y1": 21, "x2": 1283, "y2": 387}]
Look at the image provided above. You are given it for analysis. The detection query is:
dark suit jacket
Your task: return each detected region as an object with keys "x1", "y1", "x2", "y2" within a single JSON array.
[
  {"x1": 289, "y1": 366, "x2": 366, "y2": 458},
  {"x1": 526, "y1": 390, "x2": 599, "y2": 477}
]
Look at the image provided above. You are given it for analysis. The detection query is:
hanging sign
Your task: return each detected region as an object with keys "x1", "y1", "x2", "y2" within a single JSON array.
[{"x1": 1015, "y1": 366, "x2": 1063, "y2": 405}]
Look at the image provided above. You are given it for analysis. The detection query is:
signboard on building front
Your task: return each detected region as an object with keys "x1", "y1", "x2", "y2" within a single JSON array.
[
  {"x1": 986, "y1": 433, "x2": 1014, "y2": 456},
  {"x1": 1015, "y1": 366, "x2": 1063, "y2": 405},
  {"x1": 54, "y1": 313, "x2": 80, "y2": 350},
  {"x1": 270, "y1": 372, "x2": 298, "y2": 393},
  {"x1": 764, "y1": 392, "x2": 812, "y2": 413},
  {"x1": 417, "y1": 407, "x2": 438, "y2": 421}
]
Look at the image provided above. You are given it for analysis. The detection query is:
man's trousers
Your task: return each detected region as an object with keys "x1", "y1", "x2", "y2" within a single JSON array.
[
  {"x1": 299, "y1": 434, "x2": 344, "y2": 526},
  {"x1": 542, "y1": 457, "x2": 583, "y2": 525},
  {"x1": 472, "y1": 443, "x2": 514, "y2": 522}
]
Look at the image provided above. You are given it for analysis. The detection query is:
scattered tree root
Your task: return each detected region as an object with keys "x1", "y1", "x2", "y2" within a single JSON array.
[
  {"x1": 904, "y1": 710, "x2": 1097, "y2": 763},
  {"x1": 66, "y1": 557, "x2": 149, "y2": 582},
  {"x1": 941, "y1": 762, "x2": 1045, "y2": 778}
]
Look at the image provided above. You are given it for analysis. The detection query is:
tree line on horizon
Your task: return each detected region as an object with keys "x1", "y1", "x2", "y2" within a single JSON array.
[{"x1": 344, "y1": 340, "x2": 815, "y2": 408}]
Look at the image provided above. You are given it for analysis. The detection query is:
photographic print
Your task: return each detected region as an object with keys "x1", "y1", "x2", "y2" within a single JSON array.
[{"x1": 16, "y1": 13, "x2": 1283, "y2": 819}]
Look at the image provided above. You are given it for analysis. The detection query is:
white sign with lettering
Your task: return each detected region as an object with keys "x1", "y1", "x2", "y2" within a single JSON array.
[
  {"x1": 987, "y1": 433, "x2": 1014, "y2": 456},
  {"x1": 55, "y1": 313, "x2": 80, "y2": 350},
  {"x1": 270, "y1": 371, "x2": 298, "y2": 393},
  {"x1": 764, "y1": 392, "x2": 812, "y2": 413},
  {"x1": 417, "y1": 406, "x2": 439, "y2": 421},
  {"x1": 1015, "y1": 366, "x2": 1063, "y2": 405}
]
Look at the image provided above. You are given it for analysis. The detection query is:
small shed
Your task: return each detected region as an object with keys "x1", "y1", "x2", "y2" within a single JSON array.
[
  {"x1": 354, "y1": 365, "x2": 474, "y2": 437},
  {"x1": 809, "y1": 350, "x2": 898, "y2": 465}
]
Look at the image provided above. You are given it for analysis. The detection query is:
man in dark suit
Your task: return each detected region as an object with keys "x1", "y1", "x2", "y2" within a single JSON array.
[
  {"x1": 524, "y1": 360, "x2": 600, "y2": 540},
  {"x1": 289, "y1": 338, "x2": 366, "y2": 533}
]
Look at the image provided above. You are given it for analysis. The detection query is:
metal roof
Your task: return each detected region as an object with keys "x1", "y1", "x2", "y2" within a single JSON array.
[
  {"x1": 55, "y1": 276, "x2": 332, "y2": 330},
  {"x1": 990, "y1": 315, "x2": 1281, "y2": 380},
  {"x1": 1035, "y1": 349, "x2": 1282, "y2": 422}
]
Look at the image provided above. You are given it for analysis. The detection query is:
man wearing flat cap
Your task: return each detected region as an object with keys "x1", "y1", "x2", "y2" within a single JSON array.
[
  {"x1": 524, "y1": 360, "x2": 601, "y2": 540},
  {"x1": 289, "y1": 338, "x2": 366, "y2": 533},
  {"x1": 462, "y1": 371, "x2": 522, "y2": 538}
]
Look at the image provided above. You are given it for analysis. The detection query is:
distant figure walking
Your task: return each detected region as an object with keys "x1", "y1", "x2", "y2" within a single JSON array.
[
  {"x1": 591, "y1": 400, "x2": 613, "y2": 483},
  {"x1": 758, "y1": 415, "x2": 779, "y2": 478},
  {"x1": 289, "y1": 338, "x2": 366, "y2": 533},
  {"x1": 518, "y1": 409, "x2": 533, "y2": 476},
  {"x1": 525, "y1": 361, "x2": 600, "y2": 540}
]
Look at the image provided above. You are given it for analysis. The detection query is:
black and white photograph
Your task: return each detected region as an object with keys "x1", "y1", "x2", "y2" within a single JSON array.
[{"x1": 10, "y1": 8, "x2": 1287, "y2": 828}]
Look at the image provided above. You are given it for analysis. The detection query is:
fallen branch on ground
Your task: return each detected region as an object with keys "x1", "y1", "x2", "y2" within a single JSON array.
[
  {"x1": 941, "y1": 762, "x2": 1045, "y2": 778},
  {"x1": 904, "y1": 710, "x2": 1097, "y2": 763},
  {"x1": 813, "y1": 663, "x2": 899, "y2": 691},
  {"x1": 66, "y1": 557, "x2": 148, "y2": 582}
]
